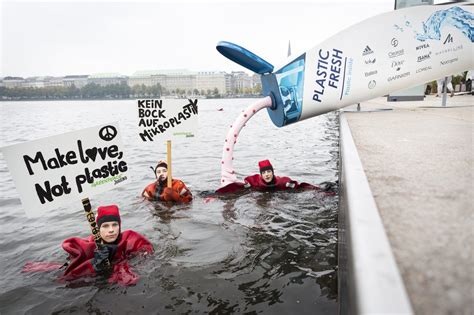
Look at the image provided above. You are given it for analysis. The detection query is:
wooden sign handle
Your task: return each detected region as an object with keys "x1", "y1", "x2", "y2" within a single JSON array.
[
  {"x1": 82, "y1": 198, "x2": 102, "y2": 246},
  {"x1": 167, "y1": 140, "x2": 172, "y2": 188},
  {"x1": 82, "y1": 198, "x2": 111, "y2": 269}
]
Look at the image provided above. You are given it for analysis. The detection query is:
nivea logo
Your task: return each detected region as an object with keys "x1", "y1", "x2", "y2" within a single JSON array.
[{"x1": 416, "y1": 43, "x2": 430, "y2": 50}]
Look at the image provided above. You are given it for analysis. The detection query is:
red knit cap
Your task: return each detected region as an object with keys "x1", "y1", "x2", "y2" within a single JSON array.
[
  {"x1": 96, "y1": 205, "x2": 121, "y2": 227},
  {"x1": 258, "y1": 159, "x2": 273, "y2": 173}
]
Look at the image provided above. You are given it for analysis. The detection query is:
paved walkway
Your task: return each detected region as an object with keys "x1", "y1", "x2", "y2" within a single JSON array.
[{"x1": 343, "y1": 94, "x2": 473, "y2": 315}]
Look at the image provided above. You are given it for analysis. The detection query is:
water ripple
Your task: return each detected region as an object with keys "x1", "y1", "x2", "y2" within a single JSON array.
[{"x1": 0, "y1": 99, "x2": 339, "y2": 314}]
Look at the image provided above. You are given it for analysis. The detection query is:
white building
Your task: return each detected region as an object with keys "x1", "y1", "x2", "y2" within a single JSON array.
[
  {"x1": 128, "y1": 70, "x2": 166, "y2": 87},
  {"x1": 43, "y1": 77, "x2": 65, "y2": 87},
  {"x1": 63, "y1": 75, "x2": 89, "y2": 88},
  {"x1": 2, "y1": 77, "x2": 25, "y2": 88},
  {"x1": 164, "y1": 73, "x2": 196, "y2": 92},
  {"x1": 251, "y1": 73, "x2": 260, "y2": 86},
  {"x1": 88, "y1": 73, "x2": 127, "y2": 86},
  {"x1": 196, "y1": 71, "x2": 231, "y2": 94},
  {"x1": 231, "y1": 71, "x2": 253, "y2": 93},
  {"x1": 129, "y1": 69, "x2": 196, "y2": 92},
  {"x1": 21, "y1": 77, "x2": 43, "y2": 88}
]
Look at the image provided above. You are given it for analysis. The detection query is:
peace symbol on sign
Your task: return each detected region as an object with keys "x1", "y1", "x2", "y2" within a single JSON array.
[{"x1": 99, "y1": 125, "x2": 117, "y2": 141}]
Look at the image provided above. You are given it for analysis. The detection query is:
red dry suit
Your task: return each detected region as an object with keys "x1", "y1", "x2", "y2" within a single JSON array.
[
  {"x1": 216, "y1": 174, "x2": 318, "y2": 194},
  {"x1": 61, "y1": 230, "x2": 153, "y2": 286}
]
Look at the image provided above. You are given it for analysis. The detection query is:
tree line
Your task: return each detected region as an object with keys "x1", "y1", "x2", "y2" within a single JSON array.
[
  {"x1": 0, "y1": 83, "x2": 158, "y2": 100},
  {"x1": 0, "y1": 82, "x2": 263, "y2": 100}
]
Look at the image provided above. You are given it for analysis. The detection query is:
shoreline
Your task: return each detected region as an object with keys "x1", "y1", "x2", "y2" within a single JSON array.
[{"x1": 0, "y1": 95, "x2": 263, "y2": 102}]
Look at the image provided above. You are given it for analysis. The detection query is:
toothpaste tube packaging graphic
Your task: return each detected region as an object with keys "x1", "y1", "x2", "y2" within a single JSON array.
[{"x1": 217, "y1": 4, "x2": 473, "y2": 127}]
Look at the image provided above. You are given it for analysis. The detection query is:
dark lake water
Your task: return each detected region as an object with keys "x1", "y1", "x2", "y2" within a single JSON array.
[{"x1": 0, "y1": 99, "x2": 339, "y2": 314}]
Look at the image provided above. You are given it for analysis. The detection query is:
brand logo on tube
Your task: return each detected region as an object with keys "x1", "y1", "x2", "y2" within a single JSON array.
[
  {"x1": 417, "y1": 52, "x2": 431, "y2": 62},
  {"x1": 416, "y1": 66, "x2": 432, "y2": 73},
  {"x1": 364, "y1": 70, "x2": 378, "y2": 77},
  {"x1": 365, "y1": 58, "x2": 376, "y2": 64},
  {"x1": 362, "y1": 46, "x2": 374, "y2": 56},
  {"x1": 388, "y1": 49, "x2": 404, "y2": 58},
  {"x1": 443, "y1": 34, "x2": 453, "y2": 44},
  {"x1": 435, "y1": 45, "x2": 463, "y2": 56},
  {"x1": 391, "y1": 60, "x2": 404, "y2": 70},
  {"x1": 387, "y1": 72, "x2": 410, "y2": 82},
  {"x1": 391, "y1": 38, "x2": 399, "y2": 47},
  {"x1": 440, "y1": 58, "x2": 458, "y2": 66},
  {"x1": 368, "y1": 80, "x2": 376, "y2": 89},
  {"x1": 416, "y1": 43, "x2": 430, "y2": 50}
]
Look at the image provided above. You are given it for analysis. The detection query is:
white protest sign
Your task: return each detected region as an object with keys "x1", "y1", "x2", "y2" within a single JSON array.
[
  {"x1": 137, "y1": 99, "x2": 198, "y2": 142},
  {"x1": 1, "y1": 123, "x2": 130, "y2": 216}
]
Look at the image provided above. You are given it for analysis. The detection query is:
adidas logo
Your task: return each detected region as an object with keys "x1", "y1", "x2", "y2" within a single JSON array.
[{"x1": 362, "y1": 45, "x2": 374, "y2": 56}]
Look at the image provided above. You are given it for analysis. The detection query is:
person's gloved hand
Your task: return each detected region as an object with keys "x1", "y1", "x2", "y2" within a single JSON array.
[
  {"x1": 320, "y1": 181, "x2": 337, "y2": 193},
  {"x1": 163, "y1": 187, "x2": 180, "y2": 202},
  {"x1": 91, "y1": 244, "x2": 112, "y2": 274},
  {"x1": 285, "y1": 181, "x2": 296, "y2": 189}
]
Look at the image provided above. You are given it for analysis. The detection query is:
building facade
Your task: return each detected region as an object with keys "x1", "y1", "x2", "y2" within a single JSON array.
[
  {"x1": 88, "y1": 73, "x2": 127, "y2": 86},
  {"x1": 63, "y1": 75, "x2": 89, "y2": 88},
  {"x1": 1, "y1": 70, "x2": 255, "y2": 96},
  {"x1": 196, "y1": 71, "x2": 231, "y2": 94}
]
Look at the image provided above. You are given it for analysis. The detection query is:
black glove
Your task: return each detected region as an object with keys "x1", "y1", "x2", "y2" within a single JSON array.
[
  {"x1": 91, "y1": 244, "x2": 112, "y2": 274},
  {"x1": 154, "y1": 182, "x2": 165, "y2": 201},
  {"x1": 320, "y1": 181, "x2": 337, "y2": 193}
]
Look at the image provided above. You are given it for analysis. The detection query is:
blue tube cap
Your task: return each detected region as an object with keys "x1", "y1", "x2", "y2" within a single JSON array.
[{"x1": 216, "y1": 41, "x2": 274, "y2": 74}]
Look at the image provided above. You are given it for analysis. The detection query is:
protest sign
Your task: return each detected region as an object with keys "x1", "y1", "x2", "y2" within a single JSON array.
[
  {"x1": 1, "y1": 123, "x2": 130, "y2": 216},
  {"x1": 137, "y1": 98, "x2": 198, "y2": 142}
]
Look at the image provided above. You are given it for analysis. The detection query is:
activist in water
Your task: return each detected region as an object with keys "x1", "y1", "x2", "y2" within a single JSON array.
[
  {"x1": 23, "y1": 205, "x2": 154, "y2": 286},
  {"x1": 216, "y1": 160, "x2": 334, "y2": 194},
  {"x1": 142, "y1": 160, "x2": 192, "y2": 203},
  {"x1": 62, "y1": 205, "x2": 153, "y2": 285}
]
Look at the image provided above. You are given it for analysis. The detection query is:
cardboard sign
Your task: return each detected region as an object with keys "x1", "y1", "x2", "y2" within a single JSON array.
[
  {"x1": 137, "y1": 99, "x2": 198, "y2": 141},
  {"x1": 1, "y1": 123, "x2": 130, "y2": 216}
]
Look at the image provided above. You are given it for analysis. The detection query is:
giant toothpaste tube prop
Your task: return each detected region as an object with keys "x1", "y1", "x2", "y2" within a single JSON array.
[
  {"x1": 217, "y1": 4, "x2": 473, "y2": 188},
  {"x1": 217, "y1": 4, "x2": 473, "y2": 127}
]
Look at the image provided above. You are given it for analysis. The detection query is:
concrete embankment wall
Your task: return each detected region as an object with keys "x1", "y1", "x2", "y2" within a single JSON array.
[{"x1": 338, "y1": 112, "x2": 413, "y2": 315}]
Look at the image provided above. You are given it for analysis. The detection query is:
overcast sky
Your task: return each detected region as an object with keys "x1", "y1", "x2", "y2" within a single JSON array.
[{"x1": 2, "y1": 0, "x2": 405, "y2": 77}]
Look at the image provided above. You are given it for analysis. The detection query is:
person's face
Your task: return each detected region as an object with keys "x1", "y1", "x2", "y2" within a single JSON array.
[
  {"x1": 99, "y1": 221, "x2": 120, "y2": 243},
  {"x1": 261, "y1": 169, "x2": 274, "y2": 183},
  {"x1": 155, "y1": 167, "x2": 168, "y2": 182}
]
